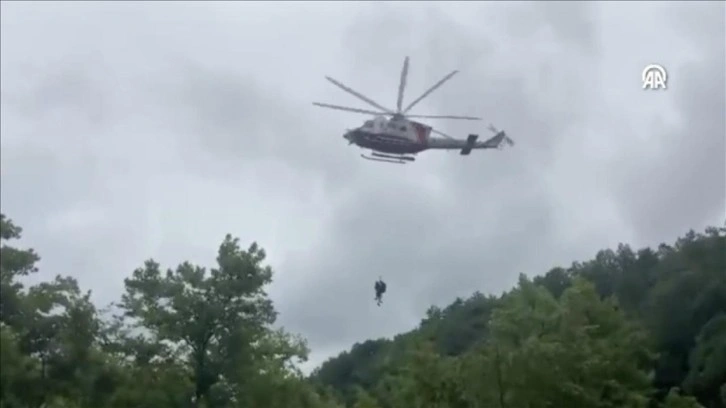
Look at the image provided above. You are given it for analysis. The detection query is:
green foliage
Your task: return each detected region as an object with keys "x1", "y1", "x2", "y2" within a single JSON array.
[
  {"x1": 351, "y1": 388, "x2": 380, "y2": 408},
  {"x1": 0, "y1": 214, "x2": 40, "y2": 327},
  {"x1": 0, "y1": 214, "x2": 323, "y2": 408},
  {"x1": 683, "y1": 314, "x2": 726, "y2": 406},
  {"x1": 317, "y1": 225, "x2": 726, "y2": 408},
  {"x1": 0, "y1": 325, "x2": 39, "y2": 408},
  {"x1": 455, "y1": 277, "x2": 654, "y2": 408},
  {"x1": 1, "y1": 212, "x2": 724, "y2": 408},
  {"x1": 118, "y1": 236, "x2": 284, "y2": 404},
  {"x1": 662, "y1": 388, "x2": 705, "y2": 408}
]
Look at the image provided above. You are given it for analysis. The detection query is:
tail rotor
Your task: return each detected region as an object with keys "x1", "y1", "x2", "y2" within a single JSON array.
[{"x1": 488, "y1": 123, "x2": 514, "y2": 148}]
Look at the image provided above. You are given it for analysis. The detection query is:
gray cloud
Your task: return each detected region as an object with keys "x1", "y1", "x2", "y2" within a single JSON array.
[
  {"x1": 1, "y1": 2, "x2": 723, "y2": 372},
  {"x1": 607, "y1": 2, "x2": 726, "y2": 242}
]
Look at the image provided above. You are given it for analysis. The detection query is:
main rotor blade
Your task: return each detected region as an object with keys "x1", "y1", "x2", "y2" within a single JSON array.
[
  {"x1": 312, "y1": 102, "x2": 384, "y2": 116},
  {"x1": 402, "y1": 70, "x2": 459, "y2": 114},
  {"x1": 396, "y1": 56, "x2": 409, "y2": 113},
  {"x1": 406, "y1": 114, "x2": 482, "y2": 120},
  {"x1": 431, "y1": 128, "x2": 455, "y2": 140},
  {"x1": 325, "y1": 76, "x2": 394, "y2": 114}
]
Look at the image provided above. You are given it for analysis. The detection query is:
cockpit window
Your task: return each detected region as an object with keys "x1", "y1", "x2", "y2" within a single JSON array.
[{"x1": 364, "y1": 120, "x2": 374, "y2": 128}]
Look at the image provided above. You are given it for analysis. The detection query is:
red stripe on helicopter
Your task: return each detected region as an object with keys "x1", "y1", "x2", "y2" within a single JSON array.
[{"x1": 411, "y1": 122, "x2": 430, "y2": 145}]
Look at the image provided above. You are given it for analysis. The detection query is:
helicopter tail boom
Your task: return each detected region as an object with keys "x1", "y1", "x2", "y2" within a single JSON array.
[{"x1": 460, "y1": 134, "x2": 478, "y2": 155}]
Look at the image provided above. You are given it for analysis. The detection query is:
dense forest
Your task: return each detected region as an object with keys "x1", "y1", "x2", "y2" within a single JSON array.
[{"x1": 0, "y1": 212, "x2": 724, "y2": 408}]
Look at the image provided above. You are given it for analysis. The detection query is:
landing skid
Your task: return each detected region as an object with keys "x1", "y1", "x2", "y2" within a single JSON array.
[{"x1": 361, "y1": 152, "x2": 415, "y2": 164}]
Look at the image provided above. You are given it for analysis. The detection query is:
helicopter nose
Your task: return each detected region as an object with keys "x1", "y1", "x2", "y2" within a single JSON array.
[{"x1": 343, "y1": 132, "x2": 355, "y2": 144}]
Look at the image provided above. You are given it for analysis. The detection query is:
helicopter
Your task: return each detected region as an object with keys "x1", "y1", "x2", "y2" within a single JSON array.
[{"x1": 313, "y1": 56, "x2": 514, "y2": 164}]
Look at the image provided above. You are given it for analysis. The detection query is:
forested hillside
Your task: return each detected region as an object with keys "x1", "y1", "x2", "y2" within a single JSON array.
[
  {"x1": 1, "y1": 212, "x2": 724, "y2": 408},
  {"x1": 311, "y1": 225, "x2": 726, "y2": 408}
]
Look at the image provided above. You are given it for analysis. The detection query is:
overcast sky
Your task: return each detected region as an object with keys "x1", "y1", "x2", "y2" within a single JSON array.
[{"x1": 1, "y1": 1, "x2": 724, "y2": 372}]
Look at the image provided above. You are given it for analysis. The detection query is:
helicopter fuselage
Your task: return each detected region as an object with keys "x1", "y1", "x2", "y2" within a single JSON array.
[
  {"x1": 344, "y1": 126, "x2": 512, "y2": 161},
  {"x1": 344, "y1": 129, "x2": 427, "y2": 154}
]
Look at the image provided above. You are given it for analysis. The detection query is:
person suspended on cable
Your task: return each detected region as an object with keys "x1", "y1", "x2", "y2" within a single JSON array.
[{"x1": 374, "y1": 277, "x2": 387, "y2": 306}]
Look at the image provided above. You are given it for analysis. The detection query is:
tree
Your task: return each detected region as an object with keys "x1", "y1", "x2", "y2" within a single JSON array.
[
  {"x1": 0, "y1": 214, "x2": 43, "y2": 407},
  {"x1": 661, "y1": 388, "x2": 705, "y2": 408},
  {"x1": 17, "y1": 276, "x2": 103, "y2": 406},
  {"x1": 458, "y1": 343, "x2": 510, "y2": 408},
  {"x1": 533, "y1": 267, "x2": 572, "y2": 299},
  {"x1": 452, "y1": 276, "x2": 655, "y2": 408},
  {"x1": 553, "y1": 278, "x2": 654, "y2": 407},
  {"x1": 644, "y1": 228, "x2": 726, "y2": 400},
  {"x1": 402, "y1": 341, "x2": 466, "y2": 408},
  {"x1": 0, "y1": 215, "x2": 108, "y2": 407},
  {"x1": 0, "y1": 325, "x2": 39, "y2": 408},
  {"x1": 0, "y1": 214, "x2": 40, "y2": 327},
  {"x1": 351, "y1": 387, "x2": 380, "y2": 408},
  {"x1": 119, "y1": 235, "x2": 301, "y2": 406},
  {"x1": 683, "y1": 314, "x2": 726, "y2": 407}
]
